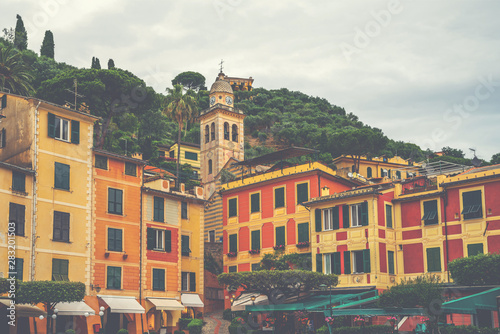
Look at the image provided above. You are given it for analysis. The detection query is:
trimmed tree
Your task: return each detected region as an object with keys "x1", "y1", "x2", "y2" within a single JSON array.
[
  {"x1": 448, "y1": 253, "x2": 500, "y2": 286},
  {"x1": 108, "y1": 58, "x2": 115, "y2": 69},
  {"x1": 14, "y1": 14, "x2": 28, "y2": 50},
  {"x1": 172, "y1": 71, "x2": 206, "y2": 91},
  {"x1": 40, "y1": 30, "x2": 55, "y2": 59}
]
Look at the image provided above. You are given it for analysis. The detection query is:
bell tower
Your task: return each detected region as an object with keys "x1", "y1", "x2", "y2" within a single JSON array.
[{"x1": 199, "y1": 72, "x2": 245, "y2": 198}]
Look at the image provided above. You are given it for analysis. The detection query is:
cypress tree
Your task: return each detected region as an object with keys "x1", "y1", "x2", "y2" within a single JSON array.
[
  {"x1": 40, "y1": 30, "x2": 55, "y2": 59},
  {"x1": 107, "y1": 59, "x2": 115, "y2": 69},
  {"x1": 91, "y1": 57, "x2": 101, "y2": 69},
  {"x1": 14, "y1": 14, "x2": 28, "y2": 50}
]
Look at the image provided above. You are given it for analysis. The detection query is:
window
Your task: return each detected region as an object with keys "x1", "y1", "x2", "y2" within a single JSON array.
[
  {"x1": 159, "y1": 151, "x2": 165, "y2": 157},
  {"x1": 108, "y1": 188, "x2": 123, "y2": 215},
  {"x1": 14, "y1": 258, "x2": 23, "y2": 281},
  {"x1": 153, "y1": 196, "x2": 164, "y2": 222},
  {"x1": 181, "y1": 235, "x2": 190, "y2": 256},
  {"x1": 251, "y1": 230, "x2": 260, "y2": 250},
  {"x1": 250, "y1": 193, "x2": 260, "y2": 213},
  {"x1": 274, "y1": 187, "x2": 285, "y2": 208},
  {"x1": 381, "y1": 169, "x2": 388, "y2": 177},
  {"x1": 208, "y1": 230, "x2": 215, "y2": 243},
  {"x1": 467, "y1": 243, "x2": 483, "y2": 257},
  {"x1": 232, "y1": 124, "x2": 238, "y2": 142},
  {"x1": 323, "y1": 207, "x2": 339, "y2": 231},
  {"x1": 95, "y1": 155, "x2": 108, "y2": 169},
  {"x1": 49, "y1": 113, "x2": 69, "y2": 141},
  {"x1": 352, "y1": 249, "x2": 370, "y2": 274},
  {"x1": 351, "y1": 202, "x2": 368, "y2": 227},
  {"x1": 53, "y1": 211, "x2": 70, "y2": 242},
  {"x1": 0, "y1": 128, "x2": 6, "y2": 148},
  {"x1": 324, "y1": 253, "x2": 341, "y2": 275},
  {"x1": 205, "y1": 125, "x2": 210, "y2": 143},
  {"x1": 229, "y1": 234, "x2": 237, "y2": 253},
  {"x1": 185, "y1": 151, "x2": 198, "y2": 161},
  {"x1": 181, "y1": 201, "x2": 188, "y2": 219},
  {"x1": 251, "y1": 263, "x2": 260, "y2": 271},
  {"x1": 275, "y1": 226, "x2": 285, "y2": 246},
  {"x1": 426, "y1": 247, "x2": 441, "y2": 272},
  {"x1": 386, "y1": 204, "x2": 393, "y2": 228},
  {"x1": 296, "y1": 183, "x2": 308, "y2": 204},
  {"x1": 210, "y1": 122, "x2": 215, "y2": 141},
  {"x1": 169, "y1": 150, "x2": 175, "y2": 158},
  {"x1": 54, "y1": 162, "x2": 70, "y2": 190},
  {"x1": 125, "y1": 162, "x2": 136, "y2": 176},
  {"x1": 108, "y1": 228, "x2": 123, "y2": 252},
  {"x1": 1, "y1": 94, "x2": 6, "y2": 109},
  {"x1": 367, "y1": 167, "x2": 372, "y2": 178},
  {"x1": 462, "y1": 190, "x2": 483, "y2": 220},
  {"x1": 181, "y1": 272, "x2": 196, "y2": 291},
  {"x1": 396, "y1": 171, "x2": 401, "y2": 179},
  {"x1": 152, "y1": 268, "x2": 165, "y2": 291},
  {"x1": 297, "y1": 223, "x2": 309, "y2": 243},
  {"x1": 9, "y1": 203, "x2": 25, "y2": 236},
  {"x1": 107, "y1": 266, "x2": 121, "y2": 289},
  {"x1": 208, "y1": 159, "x2": 213, "y2": 174},
  {"x1": 12, "y1": 171, "x2": 26, "y2": 193},
  {"x1": 422, "y1": 200, "x2": 438, "y2": 225},
  {"x1": 52, "y1": 259, "x2": 69, "y2": 281},
  {"x1": 148, "y1": 228, "x2": 171, "y2": 252},
  {"x1": 224, "y1": 122, "x2": 230, "y2": 140},
  {"x1": 228, "y1": 266, "x2": 237, "y2": 273},
  {"x1": 388, "y1": 251, "x2": 395, "y2": 275},
  {"x1": 228, "y1": 198, "x2": 237, "y2": 217},
  {"x1": 342, "y1": 205, "x2": 350, "y2": 228}
]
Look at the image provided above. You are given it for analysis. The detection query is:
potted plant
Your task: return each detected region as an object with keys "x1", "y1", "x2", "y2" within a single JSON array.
[
  {"x1": 296, "y1": 241, "x2": 310, "y2": 248},
  {"x1": 273, "y1": 244, "x2": 285, "y2": 251},
  {"x1": 387, "y1": 316, "x2": 397, "y2": 328},
  {"x1": 324, "y1": 316, "x2": 334, "y2": 326},
  {"x1": 227, "y1": 252, "x2": 237, "y2": 258},
  {"x1": 248, "y1": 249, "x2": 260, "y2": 255}
]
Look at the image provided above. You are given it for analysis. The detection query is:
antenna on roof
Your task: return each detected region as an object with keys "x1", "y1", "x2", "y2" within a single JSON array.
[
  {"x1": 469, "y1": 148, "x2": 481, "y2": 167},
  {"x1": 219, "y1": 59, "x2": 224, "y2": 73},
  {"x1": 64, "y1": 79, "x2": 85, "y2": 110}
]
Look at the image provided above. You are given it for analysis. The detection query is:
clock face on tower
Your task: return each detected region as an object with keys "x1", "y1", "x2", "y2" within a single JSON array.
[
  {"x1": 225, "y1": 96, "x2": 233, "y2": 105},
  {"x1": 210, "y1": 96, "x2": 216, "y2": 106}
]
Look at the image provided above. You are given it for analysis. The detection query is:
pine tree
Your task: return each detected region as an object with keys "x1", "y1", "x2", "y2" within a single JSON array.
[
  {"x1": 14, "y1": 14, "x2": 28, "y2": 50},
  {"x1": 107, "y1": 59, "x2": 115, "y2": 69},
  {"x1": 40, "y1": 30, "x2": 55, "y2": 59}
]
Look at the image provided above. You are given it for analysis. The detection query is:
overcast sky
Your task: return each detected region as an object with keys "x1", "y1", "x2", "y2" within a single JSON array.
[{"x1": 2, "y1": 0, "x2": 499, "y2": 160}]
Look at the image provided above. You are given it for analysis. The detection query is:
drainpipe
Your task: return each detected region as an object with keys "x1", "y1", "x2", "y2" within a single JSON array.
[
  {"x1": 442, "y1": 189, "x2": 450, "y2": 283},
  {"x1": 140, "y1": 165, "x2": 144, "y2": 333},
  {"x1": 31, "y1": 101, "x2": 41, "y2": 281}
]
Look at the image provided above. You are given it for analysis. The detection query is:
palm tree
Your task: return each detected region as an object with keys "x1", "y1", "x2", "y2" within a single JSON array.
[
  {"x1": 162, "y1": 84, "x2": 198, "y2": 186},
  {"x1": 0, "y1": 44, "x2": 34, "y2": 96}
]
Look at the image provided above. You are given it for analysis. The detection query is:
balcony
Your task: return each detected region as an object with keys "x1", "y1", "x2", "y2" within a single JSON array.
[{"x1": 402, "y1": 177, "x2": 438, "y2": 195}]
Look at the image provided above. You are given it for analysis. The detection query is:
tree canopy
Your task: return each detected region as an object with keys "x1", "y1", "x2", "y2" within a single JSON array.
[
  {"x1": 172, "y1": 71, "x2": 206, "y2": 91},
  {"x1": 0, "y1": 44, "x2": 34, "y2": 96},
  {"x1": 448, "y1": 253, "x2": 500, "y2": 286},
  {"x1": 40, "y1": 30, "x2": 55, "y2": 59},
  {"x1": 14, "y1": 14, "x2": 27, "y2": 51}
]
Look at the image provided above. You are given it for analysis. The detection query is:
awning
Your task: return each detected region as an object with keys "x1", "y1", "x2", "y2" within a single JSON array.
[
  {"x1": 0, "y1": 300, "x2": 46, "y2": 317},
  {"x1": 181, "y1": 294, "x2": 204, "y2": 308},
  {"x1": 231, "y1": 293, "x2": 268, "y2": 311},
  {"x1": 442, "y1": 287, "x2": 500, "y2": 314},
  {"x1": 99, "y1": 296, "x2": 145, "y2": 314},
  {"x1": 325, "y1": 308, "x2": 426, "y2": 316},
  {"x1": 146, "y1": 298, "x2": 184, "y2": 311},
  {"x1": 54, "y1": 301, "x2": 95, "y2": 316}
]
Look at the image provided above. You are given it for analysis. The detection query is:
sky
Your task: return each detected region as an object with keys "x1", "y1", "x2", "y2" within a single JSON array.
[{"x1": 2, "y1": 0, "x2": 499, "y2": 160}]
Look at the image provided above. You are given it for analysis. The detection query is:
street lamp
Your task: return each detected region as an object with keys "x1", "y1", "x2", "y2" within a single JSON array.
[{"x1": 99, "y1": 306, "x2": 105, "y2": 334}]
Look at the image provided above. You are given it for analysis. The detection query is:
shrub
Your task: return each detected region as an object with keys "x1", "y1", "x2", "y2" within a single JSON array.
[
  {"x1": 316, "y1": 326, "x2": 329, "y2": 334},
  {"x1": 331, "y1": 325, "x2": 393, "y2": 334},
  {"x1": 229, "y1": 323, "x2": 248, "y2": 334},
  {"x1": 174, "y1": 331, "x2": 185, "y2": 334},
  {"x1": 117, "y1": 330, "x2": 128, "y2": 334},
  {"x1": 223, "y1": 308, "x2": 232, "y2": 321},
  {"x1": 439, "y1": 325, "x2": 499, "y2": 334},
  {"x1": 187, "y1": 318, "x2": 204, "y2": 334},
  {"x1": 179, "y1": 318, "x2": 193, "y2": 330},
  {"x1": 448, "y1": 253, "x2": 500, "y2": 285},
  {"x1": 65, "y1": 330, "x2": 76, "y2": 334}
]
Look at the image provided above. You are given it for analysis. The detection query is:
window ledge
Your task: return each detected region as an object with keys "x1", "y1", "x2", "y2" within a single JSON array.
[
  {"x1": 11, "y1": 189, "x2": 28, "y2": 196},
  {"x1": 52, "y1": 239, "x2": 72, "y2": 244},
  {"x1": 107, "y1": 212, "x2": 125, "y2": 216},
  {"x1": 53, "y1": 187, "x2": 71, "y2": 192}
]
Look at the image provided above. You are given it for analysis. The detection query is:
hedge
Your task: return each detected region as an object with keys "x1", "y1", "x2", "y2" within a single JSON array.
[
  {"x1": 223, "y1": 308, "x2": 232, "y2": 321},
  {"x1": 187, "y1": 318, "x2": 204, "y2": 334},
  {"x1": 438, "y1": 325, "x2": 499, "y2": 334},
  {"x1": 331, "y1": 325, "x2": 393, "y2": 334},
  {"x1": 448, "y1": 253, "x2": 500, "y2": 285},
  {"x1": 179, "y1": 318, "x2": 193, "y2": 330}
]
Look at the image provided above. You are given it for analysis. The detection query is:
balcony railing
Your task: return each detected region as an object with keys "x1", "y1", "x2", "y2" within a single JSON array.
[{"x1": 402, "y1": 178, "x2": 437, "y2": 195}]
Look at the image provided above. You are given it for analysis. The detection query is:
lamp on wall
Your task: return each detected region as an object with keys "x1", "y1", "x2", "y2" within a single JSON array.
[{"x1": 90, "y1": 284, "x2": 101, "y2": 293}]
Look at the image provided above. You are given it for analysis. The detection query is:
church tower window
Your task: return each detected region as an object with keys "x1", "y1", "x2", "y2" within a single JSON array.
[
  {"x1": 205, "y1": 125, "x2": 210, "y2": 144},
  {"x1": 211, "y1": 122, "x2": 215, "y2": 141},
  {"x1": 208, "y1": 159, "x2": 213, "y2": 175},
  {"x1": 224, "y1": 122, "x2": 230, "y2": 140},
  {"x1": 232, "y1": 124, "x2": 238, "y2": 142}
]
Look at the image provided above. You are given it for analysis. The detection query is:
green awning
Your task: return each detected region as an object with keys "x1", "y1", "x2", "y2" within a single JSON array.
[
  {"x1": 325, "y1": 308, "x2": 426, "y2": 316},
  {"x1": 442, "y1": 287, "x2": 500, "y2": 315},
  {"x1": 330, "y1": 295, "x2": 380, "y2": 310}
]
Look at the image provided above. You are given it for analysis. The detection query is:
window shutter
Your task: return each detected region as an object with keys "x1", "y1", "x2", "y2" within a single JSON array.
[
  {"x1": 48, "y1": 113, "x2": 55, "y2": 138},
  {"x1": 423, "y1": 200, "x2": 438, "y2": 225},
  {"x1": 165, "y1": 230, "x2": 172, "y2": 252},
  {"x1": 332, "y1": 206, "x2": 340, "y2": 230},
  {"x1": 388, "y1": 251, "x2": 395, "y2": 275},
  {"x1": 61, "y1": 213, "x2": 70, "y2": 242},
  {"x1": 333, "y1": 252, "x2": 341, "y2": 275},
  {"x1": 251, "y1": 230, "x2": 260, "y2": 250},
  {"x1": 275, "y1": 187, "x2": 285, "y2": 208},
  {"x1": 361, "y1": 202, "x2": 369, "y2": 226},
  {"x1": 316, "y1": 253, "x2": 323, "y2": 273},
  {"x1": 71, "y1": 120, "x2": 80, "y2": 144},
  {"x1": 160, "y1": 269, "x2": 165, "y2": 290},
  {"x1": 342, "y1": 205, "x2": 350, "y2": 228},
  {"x1": 229, "y1": 234, "x2": 237, "y2": 253},
  {"x1": 344, "y1": 251, "x2": 351, "y2": 274},
  {"x1": 386, "y1": 205, "x2": 393, "y2": 228},
  {"x1": 315, "y1": 209, "x2": 322, "y2": 232},
  {"x1": 426, "y1": 248, "x2": 441, "y2": 272},
  {"x1": 276, "y1": 226, "x2": 285, "y2": 246},
  {"x1": 467, "y1": 243, "x2": 483, "y2": 257},
  {"x1": 154, "y1": 197, "x2": 164, "y2": 222},
  {"x1": 1, "y1": 128, "x2": 6, "y2": 148},
  {"x1": 116, "y1": 229, "x2": 122, "y2": 252},
  {"x1": 228, "y1": 198, "x2": 237, "y2": 217},
  {"x1": 251, "y1": 193, "x2": 260, "y2": 213},
  {"x1": 367, "y1": 167, "x2": 372, "y2": 178},
  {"x1": 363, "y1": 249, "x2": 371, "y2": 273},
  {"x1": 147, "y1": 228, "x2": 154, "y2": 250},
  {"x1": 297, "y1": 223, "x2": 309, "y2": 243},
  {"x1": 189, "y1": 273, "x2": 196, "y2": 292},
  {"x1": 1, "y1": 94, "x2": 6, "y2": 108},
  {"x1": 297, "y1": 183, "x2": 308, "y2": 204}
]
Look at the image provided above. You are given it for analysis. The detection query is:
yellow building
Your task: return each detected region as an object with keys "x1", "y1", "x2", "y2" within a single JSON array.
[
  {"x1": 332, "y1": 155, "x2": 420, "y2": 180},
  {"x1": 158, "y1": 141, "x2": 201, "y2": 176}
]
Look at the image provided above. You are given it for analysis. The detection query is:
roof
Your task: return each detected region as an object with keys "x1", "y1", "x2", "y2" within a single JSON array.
[
  {"x1": 144, "y1": 165, "x2": 176, "y2": 178},
  {"x1": 459, "y1": 164, "x2": 500, "y2": 175},
  {"x1": 235, "y1": 146, "x2": 319, "y2": 167},
  {"x1": 210, "y1": 73, "x2": 233, "y2": 94},
  {"x1": 303, "y1": 185, "x2": 382, "y2": 206},
  {"x1": 93, "y1": 149, "x2": 147, "y2": 165},
  {"x1": 142, "y1": 186, "x2": 206, "y2": 203},
  {"x1": 0, "y1": 161, "x2": 35, "y2": 174}
]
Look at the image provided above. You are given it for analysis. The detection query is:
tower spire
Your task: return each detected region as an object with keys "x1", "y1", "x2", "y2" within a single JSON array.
[{"x1": 219, "y1": 59, "x2": 224, "y2": 73}]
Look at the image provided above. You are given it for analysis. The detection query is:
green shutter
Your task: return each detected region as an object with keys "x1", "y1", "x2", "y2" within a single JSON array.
[
  {"x1": 228, "y1": 198, "x2": 237, "y2": 217},
  {"x1": 276, "y1": 226, "x2": 285, "y2": 246},
  {"x1": 228, "y1": 266, "x2": 237, "y2": 273},
  {"x1": 182, "y1": 235, "x2": 190, "y2": 255},
  {"x1": 251, "y1": 230, "x2": 260, "y2": 250},
  {"x1": 342, "y1": 205, "x2": 350, "y2": 228},
  {"x1": 363, "y1": 249, "x2": 371, "y2": 273},
  {"x1": 467, "y1": 243, "x2": 483, "y2": 257},
  {"x1": 165, "y1": 230, "x2": 171, "y2": 252},
  {"x1": 297, "y1": 223, "x2": 309, "y2": 243},
  {"x1": 71, "y1": 120, "x2": 80, "y2": 144},
  {"x1": 1, "y1": 128, "x2": 6, "y2": 148},
  {"x1": 48, "y1": 113, "x2": 55, "y2": 138},
  {"x1": 1, "y1": 94, "x2": 6, "y2": 108},
  {"x1": 12, "y1": 171, "x2": 25, "y2": 192},
  {"x1": 462, "y1": 190, "x2": 482, "y2": 219},
  {"x1": 147, "y1": 228, "x2": 154, "y2": 250},
  {"x1": 426, "y1": 247, "x2": 441, "y2": 272},
  {"x1": 360, "y1": 202, "x2": 369, "y2": 226},
  {"x1": 386, "y1": 205, "x2": 393, "y2": 228},
  {"x1": 14, "y1": 258, "x2": 23, "y2": 281},
  {"x1": 344, "y1": 251, "x2": 351, "y2": 274},
  {"x1": 367, "y1": 167, "x2": 372, "y2": 178},
  {"x1": 251, "y1": 193, "x2": 260, "y2": 213},
  {"x1": 190, "y1": 272, "x2": 196, "y2": 292},
  {"x1": 316, "y1": 253, "x2": 323, "y2": 273},
  {"x1": 297, "y1": 183, "x2": 308, "y2": 204},
  {"x1": 332, "y1": 206, "x2": 340, "y2": 230},
  {"x1": 423, "y1": 200, "x2": 438, "y2": 225},
  {"x1": 315, "y1": 209, "x2": 322, "y2": 232},
  {"x1": 229, "y1": 234, "x2": 237, "y2": 253},
  {"x1": 388, "y1": 251, "x2": 395, "y2": 275},
  {"x1": 333, "y1": 252, "x2": 341, "y2": 275},
  {"x1": 275, "y1": 187, "x2": 285, "y2": 208},
  {"x1": 154, "y1": 197, "x2": 164, "y2": 222}
]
